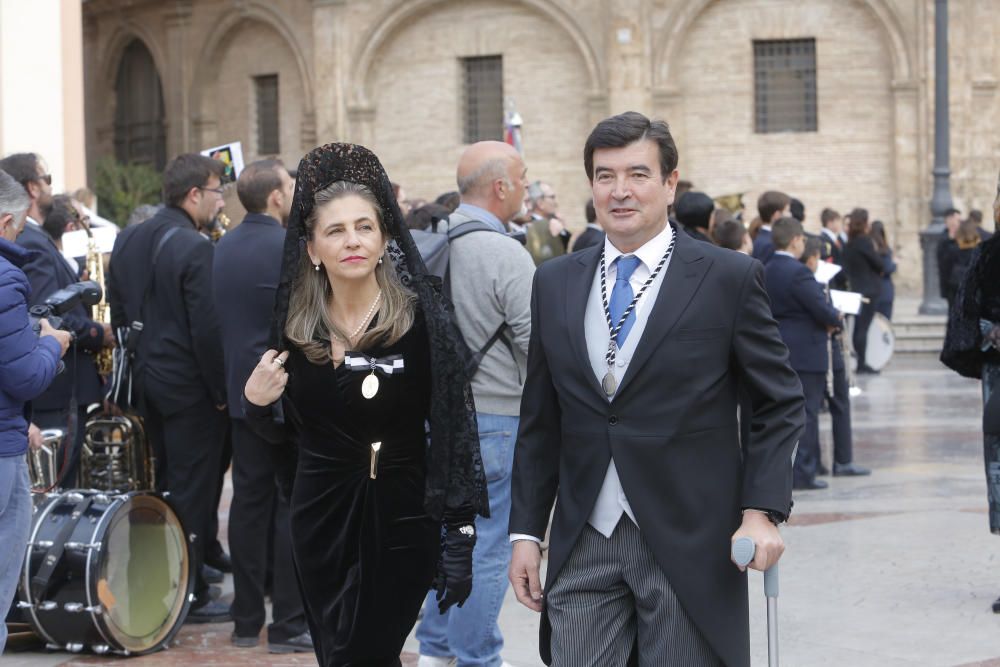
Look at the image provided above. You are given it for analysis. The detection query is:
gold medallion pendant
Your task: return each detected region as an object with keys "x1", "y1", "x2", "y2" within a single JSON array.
[{"x1": 362, "y1": 373, "x2": 380, "y2": 399}]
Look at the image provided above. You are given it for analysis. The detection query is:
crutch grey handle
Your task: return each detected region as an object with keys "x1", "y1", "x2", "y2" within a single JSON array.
[{"x1": 731, "y1": 537, "x2": 780, "y2": 598}]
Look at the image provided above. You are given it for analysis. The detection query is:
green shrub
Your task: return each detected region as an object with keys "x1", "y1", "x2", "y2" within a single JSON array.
[{"x1": 93, "y1": 157, "x2": 161, "y2": 228}]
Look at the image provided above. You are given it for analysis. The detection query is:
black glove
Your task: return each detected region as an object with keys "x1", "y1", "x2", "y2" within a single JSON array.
[{"x1": 434, "y1": 516, "x2": 476, "y2": 613}]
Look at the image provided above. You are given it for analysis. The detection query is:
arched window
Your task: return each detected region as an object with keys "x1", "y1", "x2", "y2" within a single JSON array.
[{"x1": 113, "y1": 39, "x2": 166, "y2": 169}]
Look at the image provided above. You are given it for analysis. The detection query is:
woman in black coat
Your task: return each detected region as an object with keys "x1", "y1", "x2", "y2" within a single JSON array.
[
  {"x1": 842, "y1": 208, "x2": 884, "y2": 373},
  {"x1": 941, "y1": 172, "x2": 1000, "y2": 611}
]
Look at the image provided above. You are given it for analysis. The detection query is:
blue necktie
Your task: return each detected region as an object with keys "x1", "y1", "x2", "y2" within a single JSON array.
[{"x1": 609, "y1": 255, "x2": 642, "y2": 348}]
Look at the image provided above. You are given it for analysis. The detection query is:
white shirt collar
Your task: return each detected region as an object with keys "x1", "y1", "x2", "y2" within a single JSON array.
[
  {"x1": 603, "y1": 222, "x2": 674, "y2": 275},
  {"x1": 820, "y1": 227, "x2": 838, "y2": 241},
  {"x1": 774, "y1": 250, "x2": 798, "y2": 259},
  {"x1": 761, "y1": 224, "x2": 772, "y2": 232}
]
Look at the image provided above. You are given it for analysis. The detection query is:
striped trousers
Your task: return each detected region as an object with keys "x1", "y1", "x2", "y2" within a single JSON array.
[{"x1": 547, "y1": 518, "x2": 720, "y2": 667}]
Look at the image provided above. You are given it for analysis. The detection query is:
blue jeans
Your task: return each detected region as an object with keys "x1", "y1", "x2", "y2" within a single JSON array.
[
  {"x1": 416, "y1": 413, "x2": 518, "y2": 667},
  {"x1": 0, "y1": 456, "x2": 31, "y2": 653}
]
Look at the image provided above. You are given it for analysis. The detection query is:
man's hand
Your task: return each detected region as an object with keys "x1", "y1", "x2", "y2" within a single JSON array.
[
  {"x1": 509, "y1": 540, "x2": 544, "y2": 612},
  {"x1": 101, "y1": 323, "x2": 115, "y2": 348},
  {"x1": 730, "y1": 510, "x2": 784, "y2": 572},
  {"x1": 27, "y1": 423, "x2": 43, "y2": 451},
  {"x1": 39, "y1": 318, "x2": 71, "y2": 358}
]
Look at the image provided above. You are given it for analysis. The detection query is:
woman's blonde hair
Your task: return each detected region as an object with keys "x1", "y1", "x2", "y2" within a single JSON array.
[{"x1": 285, "y1": 181, "x2": 415, "y2": 364}]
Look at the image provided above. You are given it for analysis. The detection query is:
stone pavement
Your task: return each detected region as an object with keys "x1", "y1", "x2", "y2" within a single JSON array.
[{"x1": 5, "y1": 354, "x2": 1000, "y2": 666}]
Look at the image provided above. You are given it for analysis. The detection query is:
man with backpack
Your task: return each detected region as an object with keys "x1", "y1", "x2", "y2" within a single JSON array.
[{"x1": 416, "y1": 141, "x2": 534, "y2": 667}]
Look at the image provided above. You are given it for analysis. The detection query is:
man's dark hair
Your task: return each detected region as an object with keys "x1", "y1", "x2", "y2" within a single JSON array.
[
  {"x1": 162, "y1": 153, "x2": 225, "y2": 208},
  {"x1": 435, "y1": 190, "x2": 460, "y2": 212},
  {"x1": 820, "y1": 208, "x2": 840, "y2": 227},
  {"x1": 944, "y1": 207, "x2": 961, "y2": 217},
  {"x1": 771, "y1": 216, "x2": 803, "y2": 250},
  {"x1": 585, "y1": 198, "x2": 596, "y2": 224},
  {"x1": 236, "y1": 158, "x2": 285, "y2": 214},
  {"x1": 714, "y1": 219, "x2": 748, "y2": 251},
  {"x1": 0, "y1": 152, "x2": 40, "y2": 190},
  {"x1": 801, "y1": 236, "x2": 822, "y2": 263},
  {"x1": 405, "y1": 203, "x2": 451, "y2": 232},
  {"x1": 674, "y1": 191, "x2": 714, "y2": 230},
  {"x1": 969, "y1": 209, "x2": 983, "y2": 225},
  {"x1": 789, "y1": 197, "x2": 805, "y2": 222},
  {"x1": 847, "y1": 207, "x2": 869, "y2": 240},
  {"x1": 584, "y1": 111, "x2": 678, "y2": 182},
  {"x1": 42, "y1": 195, "x2": 78, "y2": 241},
  {"x1": 757, "y1": 191, "x2": 790, "y2": 223}
]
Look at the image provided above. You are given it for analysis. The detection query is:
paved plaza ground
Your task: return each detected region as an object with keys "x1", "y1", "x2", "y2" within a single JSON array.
[{"x1": 5, "y1": 354, "x2": 1000, "y2": 666}]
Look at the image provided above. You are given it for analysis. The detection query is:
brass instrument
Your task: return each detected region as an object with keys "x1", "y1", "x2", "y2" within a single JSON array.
[
  {"x1": 80, "y1": 413, "x2": 155, "y2": 492},
  {"x1": 84, "y1": 228, "x2": 113, "y2": 376},
  {"x1": 713, "y1": 192, "x2": 745, "y2": 214},
  {"x1": 27, "y1": 429, "x2": 64, "y2": 492},
  {"x1": 209, "y1": 212, "x2": 231, "y2": 242}
]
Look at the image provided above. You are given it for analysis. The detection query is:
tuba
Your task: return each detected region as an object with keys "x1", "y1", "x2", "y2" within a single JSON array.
[
  {"x1": 80, "y1": 411, "x2": 155, "y2": 492},
  {"x1": 209, "y1": 212, "x2": 231, "y2": 242},
  {"x1": 27, "y1": 429, "x2": 64, "y2": 492}
]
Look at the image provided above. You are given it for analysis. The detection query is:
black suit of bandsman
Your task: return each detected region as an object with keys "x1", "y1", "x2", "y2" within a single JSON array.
[
  {"x1": 107, "y1": 154, "x2": 231, "y2": 621},
  {"x1": 211, "y1": 160, "x2": 310, "y2": 651}
]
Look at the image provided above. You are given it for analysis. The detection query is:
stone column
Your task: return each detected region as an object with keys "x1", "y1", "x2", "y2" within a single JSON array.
[
  {"x1": 163, "y1": 0, "x2": 193, "y2": 156},
  {"x1": 311, "y1": 0, "x2": 344, "y2": 145}
]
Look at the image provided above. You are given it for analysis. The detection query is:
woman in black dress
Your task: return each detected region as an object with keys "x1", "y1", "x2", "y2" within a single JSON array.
[
  {"x1": 243, "y1": 144, "x2": 488, "y2": 666},
  {"x1": 842, "y1": 208, "x2": 884, "y2": 373}
]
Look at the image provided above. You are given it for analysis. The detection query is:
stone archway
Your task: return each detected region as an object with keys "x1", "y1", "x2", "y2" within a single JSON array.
[
  {"x1": 189, "y1": 2, "x2": 315, "y2": 161},
  {"x1": 112, "y1": 39, "x2": 167, "y2": 169}
]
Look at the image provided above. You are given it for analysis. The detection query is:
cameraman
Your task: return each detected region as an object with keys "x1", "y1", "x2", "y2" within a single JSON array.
[{"x1": 0, "y1": 168, "x2": 70, "y2": 652}]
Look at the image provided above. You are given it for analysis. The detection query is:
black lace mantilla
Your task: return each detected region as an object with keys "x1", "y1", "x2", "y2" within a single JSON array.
[{"x1": 269, "y1": 143, "x2": 488, "y2": 520}]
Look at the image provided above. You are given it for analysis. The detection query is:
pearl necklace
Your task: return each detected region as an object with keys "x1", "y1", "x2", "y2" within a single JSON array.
[{"x1": 336, "y1": 289, "x2": 382, "y2": 343}]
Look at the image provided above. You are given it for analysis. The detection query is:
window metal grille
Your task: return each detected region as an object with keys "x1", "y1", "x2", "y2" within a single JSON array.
[
  {"x1": 255, "y1": 74, "x2": 280, "y2": 154},
  {"x1": 753, "y1": 39, "x2": 817, "y2": 133},
  {"x1": 462, "y1": 56, "x2": 503, "y2": 143}
]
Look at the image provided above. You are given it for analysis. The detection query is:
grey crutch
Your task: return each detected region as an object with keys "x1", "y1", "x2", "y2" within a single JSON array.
[{"x1": 732, "y1": 536, "x2": 779, "y2": 667}]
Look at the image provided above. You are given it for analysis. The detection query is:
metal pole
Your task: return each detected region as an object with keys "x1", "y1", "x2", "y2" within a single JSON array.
[{"x1": 920, "y1": 0, "x2": 952, "y2": 315}]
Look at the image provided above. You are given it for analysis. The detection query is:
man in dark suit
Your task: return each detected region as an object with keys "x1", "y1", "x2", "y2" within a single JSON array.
[
  {"x1": 819, "y1": 208, "x2": 849, "y2": 290},
  {"x1": 508, "y1": 112, "x2": 804, "y2": 667},
  {"x1": 571, "y1": 198, "x2": 605, "y2": 252},
  {"x1": 212, "y1": 160, "x2": 310, "y2": 652},
  {"x1": 675, "y1": 190, "x2": 715, "y2": 244},
  {"x1": 107, "y1": 153, "x2": 230, "y2": 622},
  {"x1": 1, "y1": 153, "x2": 111, "y2": 486},
  {"x1": 751, "y1": 190, "x2": 790, "y2": 265},
  {"x1": 764, "y1": 219, "x2": 842, "y2": 491}
]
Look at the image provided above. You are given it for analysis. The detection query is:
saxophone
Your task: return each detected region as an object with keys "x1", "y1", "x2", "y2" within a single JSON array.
[
  {"x1": 209, "y1": 212, "x2": 230, "y2": 242},
  {"x1": 85, "y1": 228, "x2": 113, "y2": 376}
]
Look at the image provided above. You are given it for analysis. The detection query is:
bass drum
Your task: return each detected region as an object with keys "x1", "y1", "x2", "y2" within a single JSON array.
[
  {"x1": 865, "y1": 312, "x2": 895, "y2": 371},
  {"x1": 18, "y1": 490, "x2": 192, "y2": 655}
]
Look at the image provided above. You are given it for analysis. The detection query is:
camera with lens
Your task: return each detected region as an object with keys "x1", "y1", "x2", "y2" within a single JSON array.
[{"x1": 29, "y1": 280, "x2": 102, "y2": 335}]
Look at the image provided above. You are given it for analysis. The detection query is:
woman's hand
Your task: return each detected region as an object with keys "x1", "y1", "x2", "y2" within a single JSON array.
[
  {"x1": 245, "y1": 349, "x2": 290, "y2": 407},
  {"x1": 434, "y1": 520, "x2": 476, "y2": 613}
]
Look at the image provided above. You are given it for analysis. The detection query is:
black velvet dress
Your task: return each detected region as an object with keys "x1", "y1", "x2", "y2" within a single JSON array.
[{"x1": 246, "y1": 313, "x2": 439, "y2": 666}]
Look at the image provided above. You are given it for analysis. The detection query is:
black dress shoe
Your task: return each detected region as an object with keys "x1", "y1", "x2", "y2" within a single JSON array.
[
  {"x1": 833, "y1": 462, "x2": 871, "y2": 477},
  {"x1": 268, "y1": 631, "x2": 313, "y2": 654},
  {"x1": 793, "y1": 478, "x2": 829, "y2": 490},
  {"x1": 202, "y1": 564, "x2": 224, "y2": 584},
  {"x1": 817, "y1": 463, "x2": 830, "y2": 476},
  {"x1": 992, "y1": 596, "x2": 1000, "y2": 613},
  {"x1": 185, "y1": 598, "x2": 232, "y2": 624},
  {"x1": 856, "y1": 364, "x2": 880, "y2": 375},
  {"x1": 205, "y1": 548, "x2": 232, "y2": 573}
]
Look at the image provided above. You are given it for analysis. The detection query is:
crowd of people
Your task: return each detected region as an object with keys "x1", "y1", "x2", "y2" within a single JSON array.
[{"x1": 0, "y1": 109, "x2": 996, "y2": 667}]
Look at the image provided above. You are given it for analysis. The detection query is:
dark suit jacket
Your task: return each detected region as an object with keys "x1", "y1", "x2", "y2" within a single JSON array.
[
  {"x1": 107, "y1": 206, "x2": 225, "y2": 415},
  {"x1": 764, "y1": 254, "x2": 841, "y2": 374},
  {"x1": 16, "y1": 222, "x2": 104, "y2": 409},
  {"x1": 510, "y1": 227, "x2": 804, "y2": 667},
  {"x1": 572, "y1": 225, "x2": 604, "y2": 252},
  {"x1": 843, "y1": 235, "x2": 884, "y2": 299},
  {"x1": 819, "y1": 230, "x2": 848, "y2": 290},
  {"x1": 211, "y1": 213, "x2": 285, "y2": 419},
  {"x1": 752, "y1": 227, "x2": 774, "y2": 264}
]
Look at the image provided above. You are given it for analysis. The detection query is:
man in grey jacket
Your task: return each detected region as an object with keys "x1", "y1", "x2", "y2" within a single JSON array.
[{"x1": 416, "y1": 141, "x2": 535, "y2": 667}]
